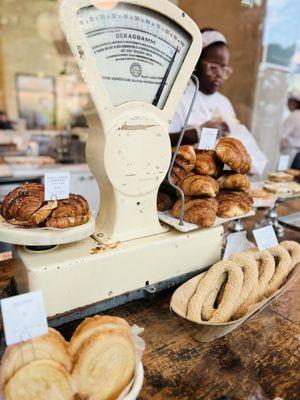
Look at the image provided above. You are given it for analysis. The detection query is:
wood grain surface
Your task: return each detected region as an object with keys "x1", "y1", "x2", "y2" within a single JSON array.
[{"x1": 0, "y1": 199, "x2": 299, "y2": 399}]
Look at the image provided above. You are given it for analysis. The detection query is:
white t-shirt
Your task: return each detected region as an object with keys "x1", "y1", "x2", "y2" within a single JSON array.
[
  {"x1": 169, "y1": 80, "x2": 268, "y2": 176},
  {"x1": 281, "y1": 110, "x2": 300, "y2": 165}
]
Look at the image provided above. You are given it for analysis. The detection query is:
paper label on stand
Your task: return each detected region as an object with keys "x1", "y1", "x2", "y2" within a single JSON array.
[
  {"x1": 198, "y1": 128, "x2": 218, "y2": 150},
  {"x1": 253, "y1": 226, "x2": 278, "y2": 251},
  {"x1": 223, "y1": 231, "x2": 256, "y2": 260},
  {"x1": 278, "y1": 155, "x2": 290, "y2": 171},
  {"x1": 44, "y1": 172, "x2": 70, "y2": 201},
  {"x1": 1, "y1": 291, "x2": 48, "y2": 346}
]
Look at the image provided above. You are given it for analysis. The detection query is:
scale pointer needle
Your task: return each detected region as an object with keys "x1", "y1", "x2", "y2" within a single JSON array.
[{"x1": 152, "y1": 47, "x2": 179, "y2": 107}]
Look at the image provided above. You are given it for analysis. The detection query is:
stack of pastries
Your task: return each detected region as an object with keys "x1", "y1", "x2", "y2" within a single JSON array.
[
  {"x1": 185, "y1": 240, "x2": 300, "y2": 324},
  {"x1": 0, "y1": 316, "x2": 137, "y2": 400},
  {"x1": 158, "y1": 138, "x2": 254, "y2": 227},
  {"x1": 0, "y1": 183, "x2": 90, "y2": 229}
]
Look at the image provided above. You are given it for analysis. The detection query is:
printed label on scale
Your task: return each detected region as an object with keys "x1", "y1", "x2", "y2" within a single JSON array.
[
  {"x1": 253, "y1": 226, "x2": 278, "y2": 251},
  {"x1": 77, "y1": 3, "x2": 192, "y2": 108},
  {"x1": 198, "y1": 128, "x2": 218, "y2": 150},
  {"x1": 44, "y1": 172, "x2": 70, "y2": 201},
  {"x1": 1, "y1": 291, "x2": 48, "y2": 346}
]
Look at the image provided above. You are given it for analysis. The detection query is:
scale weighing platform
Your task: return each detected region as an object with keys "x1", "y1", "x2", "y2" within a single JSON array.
[{"x1": 4, "y1": 0, "x2": 223, "y2": 321}]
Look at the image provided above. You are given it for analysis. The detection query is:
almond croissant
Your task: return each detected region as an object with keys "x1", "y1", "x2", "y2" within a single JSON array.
[
  {"x1": 1, "y1": 183, "x2": 44, "y2": 220},
  {"x1": 51, "y1": 194, "x2": 89, "y2": 218},
  {"x1": 44, "y1": 214, "x2": 90, "y2": 229}
]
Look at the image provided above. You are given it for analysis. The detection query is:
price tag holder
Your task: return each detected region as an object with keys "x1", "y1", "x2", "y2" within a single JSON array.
[
  {"x1": 1, "y1": 291, "x2": 48, "y2": 346},
  {"x1": 198, "y1": 128, "x2": 218, "y2": 150},
  {"x1": 223, "y1": 231, "x2": 255, "y2": 260},
  {"x1": 253, "y1": 225, "x2": 278, "y2": 252},
  {"x1": 44, "y1": 172, "x2": 70, "y2": 201},
  {"x1": 278, "y1": 155, "x2": 290, "y2": 171}
]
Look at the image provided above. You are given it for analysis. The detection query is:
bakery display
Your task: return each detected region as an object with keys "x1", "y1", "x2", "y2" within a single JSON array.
[
  {"x1": 162, "y1": 138, "x2": 254, "y2": 227},
  {"x1": 268, "y1": 172, "x2": 294, "y2": 183},
  {"x1": 0, "y1": 183, "x2": 90, "y2": 229},
  {"x1": 179, "y1": 174, "x2": 219, "y2": 197},
  {"x1": 172, "y1": 197, "x2": 218, "y2": 228},
  {"x1": 218, "y1": 172, "x2": 250, "y2": 192},
  {"x1": 216, "y1": 137, "x2": 252, "y2": 174},
  {"x1": 0, "y1": 316, "x2": 138, "y2": 400},
  {"x1": 216, "y1": 191, "x2": 254, "y2": 218},
  {"x1": 170, "y1": 145, "x2": 196, "y2": 185},
  {"x1": 184, "y1": 241, "x2": 299, "y2": 324},
  {"x1": 194, "y1": 150, "x2": 223, "y2": 177}
]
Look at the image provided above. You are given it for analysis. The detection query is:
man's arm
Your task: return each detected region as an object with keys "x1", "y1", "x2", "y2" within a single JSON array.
[
  {"x1": 169, "y1": 119, "x2": 230, "y2": 147},
  {"x1": 169, "y1": 129, "x2": 198, "y2": 147}
]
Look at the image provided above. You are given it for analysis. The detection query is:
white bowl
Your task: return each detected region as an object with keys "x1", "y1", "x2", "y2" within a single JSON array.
[{"x1": 122, "y1": 362, "x2": 144, "y2": 400}]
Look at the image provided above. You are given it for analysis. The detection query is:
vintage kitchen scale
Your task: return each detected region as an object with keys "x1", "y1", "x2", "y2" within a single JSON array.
[{"x1": 1, "y1": 0, "x2": 223, "y2": 321}]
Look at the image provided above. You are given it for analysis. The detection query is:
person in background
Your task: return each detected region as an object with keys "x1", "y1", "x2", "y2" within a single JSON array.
[
  {"x1": 280, "y1": 93, "x2": 300, "y2": 169},
  {"x1": 169, "y1": 28, "x2": 267, "y2": 176},
  {"x1": 0, "y1": 111, "x2": 14, "y2": 130}
]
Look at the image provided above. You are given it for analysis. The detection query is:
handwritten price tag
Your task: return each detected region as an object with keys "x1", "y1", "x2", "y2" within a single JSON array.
[
  {"x1": 253, "y1": 226, "x2": 278, "y2": 251},
  {"x1": 44, "y1": 172, "x2": 70, "y2": 201},
  {"x1": 278, "y1": 155, "x2": 290, "y2": 171},
  {"x1": 1, "y1": 291, "x2": 48, "y2": 346},
  {"x1": 198, "y1": 128, "x2": 218, "y2": 150}
]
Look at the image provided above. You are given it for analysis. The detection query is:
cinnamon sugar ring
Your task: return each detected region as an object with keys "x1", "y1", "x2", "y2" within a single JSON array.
[
  {"x1": 187, "y1": 261, "x2": 244, "y2": 324},
  {"x1": 229, "y1": 253, "x2": 259, "y2": 320},
  {"x1": 264, "y1": 246, "x2": 291, "y2": 297},
  {"x1": 280, "y1": 241, "x2": 300, "y2": 272},
  {"x1": 245, "y1": 248, "x2": 275, "y2": 303}
]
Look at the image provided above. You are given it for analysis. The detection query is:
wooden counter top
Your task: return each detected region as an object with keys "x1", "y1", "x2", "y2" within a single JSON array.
[{"x1": 0, "y1": 199, "x2": 299, "y2": 399}]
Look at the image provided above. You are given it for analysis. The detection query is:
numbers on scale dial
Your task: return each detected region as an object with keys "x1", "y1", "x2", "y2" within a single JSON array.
[{"x1": 77, "y1": 4, "x2": 191, "y2": 108}]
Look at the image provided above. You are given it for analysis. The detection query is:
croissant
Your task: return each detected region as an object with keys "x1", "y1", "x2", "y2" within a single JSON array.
[
  {"x1": 170, "y1": 145, "x2": 196, "y2": 185},
  {"x1": 216, "y1": 138, "x2": 252, "y2": 174},
  {"x1": 218, "y1": 173, "x2": 250, "y2": 192},
  {"x1": 4, "y1": 360, "x2": 74, "y2": 400},
  {"x1": 217, "y1": 190, "x2": 253, "y2": 218},
  {"x1": 1, "y1": 183, "x2": 44, "y2": 220},
  {"x1": 44, "y1": 214, "x2": 90, "y2": 229},
  {"x1": 69, "y1": 316, "x2": 132, "y2": 357},
  {"x1": 51, "y1": 194, "x2": 89, "y2": 218},
  {"x1": 173, "y1": 145, "x2": 196, "y2": 173},
  {"x1": 72, "y1": 330, "x2": 135, "y2": 400},
  {"x1": 180, "y1": 174, "x2": 219, "y2": 197},
  {"x1": 157, "y1": 191, "x2": 175, "y2": 211},
  {"x1": 25, "y1": 201, "x2": 58, "y2": 227},
  {"x1": 0, "y1": 329, "x2": 72, "y2": 388},
  {"x1": 172, "y1": 197, "x2": 218, "y2": 227},
  {"x1": 194, "y1": 150, "x2": 224, "y2": 177}
]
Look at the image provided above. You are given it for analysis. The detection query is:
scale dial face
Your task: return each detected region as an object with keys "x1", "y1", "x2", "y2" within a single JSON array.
[{"x1": 77, "y1": 2, "x2": 192, "y2": 109}]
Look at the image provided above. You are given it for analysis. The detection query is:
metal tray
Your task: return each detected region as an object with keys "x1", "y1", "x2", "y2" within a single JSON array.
[{"x1": 278, "y1": 212, "x2": 300, "y2": 232}]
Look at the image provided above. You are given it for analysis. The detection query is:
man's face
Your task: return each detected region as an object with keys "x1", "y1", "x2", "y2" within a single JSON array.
[{"x1": 195, "y1": 45, "x2": 230, "y2": 95}]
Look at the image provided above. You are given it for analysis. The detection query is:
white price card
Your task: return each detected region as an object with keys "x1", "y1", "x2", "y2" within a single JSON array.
[
  {"x1": 44, "y1": 172, "x2": 70, "y2": 201},
  {"x1": 198, "y1": 128, "x2": 218, "y2": 150},
  {"x1": 223, "y1": 231, "x2": 255, "y2": 260},
  {"x1": 278, "y1": 155, "x2": 290, "y2": 171},
  {"x1": 1, "y1": 291, "x2": 48, "y2": 346},
  {"x1": 253, "y1": 225, "x2": 278, "y2": 252}
]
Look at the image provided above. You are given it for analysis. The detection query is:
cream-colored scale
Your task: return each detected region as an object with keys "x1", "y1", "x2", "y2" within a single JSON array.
[{"x1": 10, "y1": 0, "x2": 223, "y2": 318}]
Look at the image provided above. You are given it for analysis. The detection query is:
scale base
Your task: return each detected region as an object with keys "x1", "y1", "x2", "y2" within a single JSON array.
[{"x1": 13, "y1": 226, "x2": 223, "y2": 318}]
